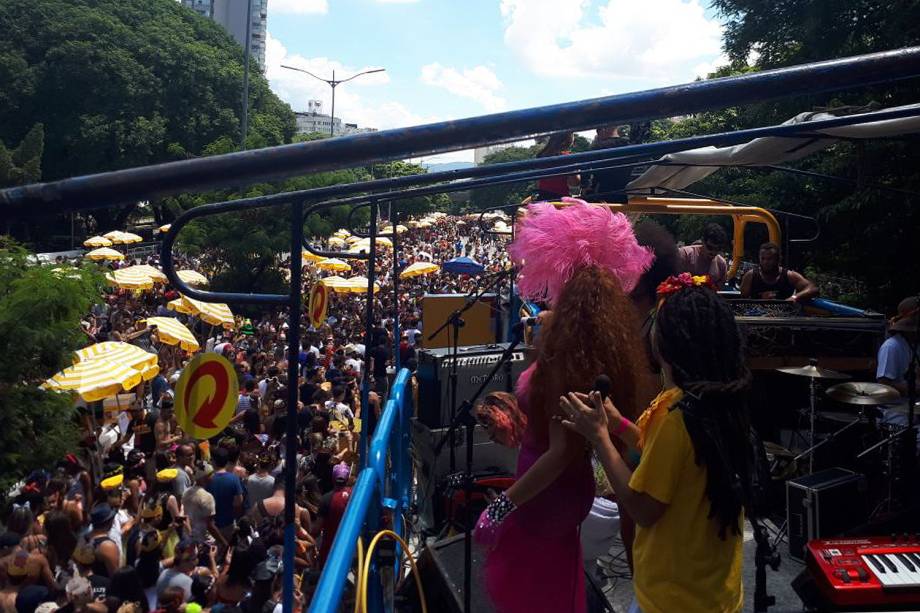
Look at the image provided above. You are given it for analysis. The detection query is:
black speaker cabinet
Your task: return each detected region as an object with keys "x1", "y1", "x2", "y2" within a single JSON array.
[{"x1": 787, "y1": 467, "x2": 867, "y2": 561}]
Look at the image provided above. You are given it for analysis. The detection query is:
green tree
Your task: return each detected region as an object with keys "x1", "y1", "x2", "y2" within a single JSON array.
[
  {"x1": 0, "y1": 239, "x2": 104, "y2": 492},
  {"x1": 646, "y1": 1, "x2": 920, "y2": 308},
  {"x1": 469, "y1": 146, "x2": 537, "y2": 211},
  {"x1": 0, "y1": 124, "x2": 43, "y2": 188},
  {"x1": 0, "y1": 0, "x2": 296, "y2": 237}
]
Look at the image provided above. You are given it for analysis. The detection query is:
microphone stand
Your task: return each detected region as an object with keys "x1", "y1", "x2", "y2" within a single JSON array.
[
  {"x1": 433, "y1": 328, "x2": 525, "y2": 613},
  {"x1": 427, "y1": 266, "x2": 515, "y2": 474}
]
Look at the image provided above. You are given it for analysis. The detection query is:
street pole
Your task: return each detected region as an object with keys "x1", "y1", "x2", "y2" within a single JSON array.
[
  {"x1": 280, "y1": 65, "x2": 385, "y2": 138},
  {"x1": 240, "y1": 0, "x2": 253, "y2": 150},
  {"x1": 330, "y1": 70, "x2": 336, "y2": 137}
]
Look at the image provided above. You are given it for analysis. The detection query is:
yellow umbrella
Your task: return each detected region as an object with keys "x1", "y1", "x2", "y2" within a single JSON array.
[
  {"x1": 417, "y1": 221, "x2": 433, "y2": 228},
  {"x1": 318, "y1": 276, "x2": 352, "y2": 293},
  {"x1": 400, "y1": 261, "x2": 440, "y2": 279},
  {"x1": 144, "y1": 317, "x2": 200, "y2": 352},
  {"x1": 169, "y1": 295, "x2": 235, "y2": 329},
  {"x1": 176, "y1": 270, "x2": 208, "y2": 286},
  {"x1": 345, "y1": 236, "x2": 362, "y2": 245},
  {"x1": 333, "y1": 229, "x2": 351, "y2": 237},
  {"x1": 328, "y1": 236, "x2": 347, "y2": 248},
  {"x1": 103, "y1": 230, "x2": 124, "y2": 241},
  {"x1": 302, "y1": 250, "x2": 326, "y2": 264},
  {"x1": 344, "y1": 276, "x2": 380, "y2": 293},
  {"x1": 41, "y1": 357, "x2": 143, "y2": 402},
  {"x1": 85, "y1": 247, "x2": 125, "y2": 262},
  {"x1": 74, "y1": 342, "x2": 159, "y2": 380},
  {"x1": 317, "y1": 258, "x2": 352, "y2": 272},
  {"x1": 105, "y1": 268, "x2": 155, "y2": 291},
  {"x1": 83, "y1": 236, "x2": 112, "y2": 248},
  {"x1": 406, "y1": 221, "x2": 419, "y2": 228},
  {"x1": 157, "y1": 224, "x2": 172, "y2": 234},
  {"x1": 123, "y1": 264, "x2": 168, "y2": 283},
  {"x1": 118, "y1": 232, "x2": 143, "y2": 244}
]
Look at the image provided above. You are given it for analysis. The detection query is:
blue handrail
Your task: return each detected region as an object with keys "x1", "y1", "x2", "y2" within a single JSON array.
[{"x1": 310, "y1": 368, "x2": 413, "y2": 613}]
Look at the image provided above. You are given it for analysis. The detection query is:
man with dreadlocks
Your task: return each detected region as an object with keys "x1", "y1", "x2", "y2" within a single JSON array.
[{"x1": 560, "y1": 274, "x2": 753, "y2": 613}]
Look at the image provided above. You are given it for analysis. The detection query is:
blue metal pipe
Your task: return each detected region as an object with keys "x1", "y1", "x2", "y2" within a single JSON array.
[
  {"x1": 4, "y1": 47, "x2": 920, "y2": 213},
  {"x1": 309, "y1": 468, "x2": 377, "y2": 613}
]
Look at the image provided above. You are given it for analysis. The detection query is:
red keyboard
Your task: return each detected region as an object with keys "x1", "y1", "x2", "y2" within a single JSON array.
[{"x1": 806, "y1": 536, "x2": 920, "y2": 608}]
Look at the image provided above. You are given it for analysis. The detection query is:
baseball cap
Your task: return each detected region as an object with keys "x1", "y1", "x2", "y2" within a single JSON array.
[
  {"x1": 333, "y1": 462, "x2": 351, "y2": 484},
  {"x1": 90, "y1": 503, "x2": 117, "y2": 527}
]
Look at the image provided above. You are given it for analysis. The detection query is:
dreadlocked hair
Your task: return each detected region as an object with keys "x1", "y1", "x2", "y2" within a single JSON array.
[
  {"x1": 528, "y1": 266, "x2": 645, "y2": 441},
  {"x1": 655, "y1": 285, "x2": 753, "y2": 539}
]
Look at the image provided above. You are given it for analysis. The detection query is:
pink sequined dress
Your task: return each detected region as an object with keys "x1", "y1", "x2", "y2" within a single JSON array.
[{"x1": 482, "y1": 364, "x2": 594, "y2": 613}]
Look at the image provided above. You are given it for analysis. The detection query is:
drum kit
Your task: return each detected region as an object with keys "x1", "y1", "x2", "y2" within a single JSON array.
[{"x1": 773, "y1": 359, "x2": 916, "y2": 513}]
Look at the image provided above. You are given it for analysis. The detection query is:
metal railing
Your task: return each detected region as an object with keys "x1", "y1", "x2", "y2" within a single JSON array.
[
  {"x1": 3, "y1": 46, "x2": 920, "y2": 613},
  {"x1": 310, "y1": 368, "x2": 413, "y2": 613}
]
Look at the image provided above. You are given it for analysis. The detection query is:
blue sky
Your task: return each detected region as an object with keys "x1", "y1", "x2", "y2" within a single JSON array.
[{"x1": 265, "y1": 0, "x2": 727, "y2": 161}]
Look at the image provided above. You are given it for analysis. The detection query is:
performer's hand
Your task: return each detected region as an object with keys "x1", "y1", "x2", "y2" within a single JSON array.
[
  {"x1": 571, "y1": 392, "x2": 623, "y2": 437},
  {"x1": 558, "y1": 391, "x2": 609, "y2": 446}
]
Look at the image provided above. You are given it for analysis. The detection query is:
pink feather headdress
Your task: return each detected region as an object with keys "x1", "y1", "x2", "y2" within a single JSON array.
[{"x1": 509, "y1": 198, "x2": 654, "y2": 304}]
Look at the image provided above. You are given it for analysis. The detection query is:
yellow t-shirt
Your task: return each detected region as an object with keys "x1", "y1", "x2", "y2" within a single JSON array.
[{"x1": 630, "y1": 397, "x2": 743, "y2": 613}]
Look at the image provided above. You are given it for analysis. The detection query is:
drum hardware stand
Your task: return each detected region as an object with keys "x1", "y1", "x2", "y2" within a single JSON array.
[
  {"x1": 793, "y1": 412, "x2": 865, "y2": 468},
  {"x1": 433, "y1": 329, "x2": 525, "y2": 613}
]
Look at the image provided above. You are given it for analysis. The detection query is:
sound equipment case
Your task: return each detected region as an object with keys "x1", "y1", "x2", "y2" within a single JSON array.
[{"x1": 787, "y1": 467, "x2": 867, "y2": 561}]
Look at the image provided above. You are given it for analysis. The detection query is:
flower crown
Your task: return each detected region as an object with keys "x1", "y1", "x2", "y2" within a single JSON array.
[{"x1": 656, "y1": 273, "x2": 716, "y2": 302}]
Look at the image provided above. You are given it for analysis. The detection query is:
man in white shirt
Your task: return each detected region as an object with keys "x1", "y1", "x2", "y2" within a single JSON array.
[
  {"x1": 877, "y1": 297, "x2": 919, "y2": 447},
  {"x1": 344, "y1": 346, "x2": 363, "y2": 374}
]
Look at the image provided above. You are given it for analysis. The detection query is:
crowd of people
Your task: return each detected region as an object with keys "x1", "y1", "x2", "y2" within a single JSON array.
[
  {"x1": 2, "y1": 188, "x2": 877, "y2": 613},
  {"x1": 0, "y1": 215, "x2": 514, "y2": 613}
]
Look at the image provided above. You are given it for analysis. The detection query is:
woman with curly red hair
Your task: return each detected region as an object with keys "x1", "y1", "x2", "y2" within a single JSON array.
[{"x1": 474, "y1": 199, "x2": 653, "y2": 613}]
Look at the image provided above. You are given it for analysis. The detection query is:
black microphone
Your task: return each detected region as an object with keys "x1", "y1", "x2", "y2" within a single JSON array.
[{"x1": 594, "y1": 374, "x2": 612, "y2": 400}]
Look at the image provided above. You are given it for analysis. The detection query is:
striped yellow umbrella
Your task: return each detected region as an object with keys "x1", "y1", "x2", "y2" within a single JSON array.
[
  {"x1": 41, "y1": 357, "x2": 143, "y2": 402},
  {"x1": 345, "y1": 235, "x2": 362, "y2": 245},
  {"x1": 406, "y1": 221, "x2": 419, "y2": 229},
  {"x1": 318, "y1": 276, "x2": 352, "y2": 293},
  {"x1": 144, "y1": 317, "x2": 200, "y2": 352},
  {"x1": 333, "y1": 228, "x2": 351, "y2": 237},
  {"x1": 328, "y1": 236, "x2": 347, "y2": 248},
  {"x1": 126, "y1": 264, "x2": 168, "y2": 283},
  {"x1": 168, "y1": 295, "x2": 234, "y2": 329},
  {"x1": 344, "y1": 276, "x2": 381, "y2": 293},
  {"x1": 118, "y1": 231, "x2": 143, "y2": 244},
  {"x1": 83, "y1": 236, "x2": 113, "y2": 248},
  {"x1": 302, "y1": 250, "x2": 326, "y2": 264},
  {"x1": 400, "y1": 261, "x2": 440, "y2": 279},
  {"x1": 176, "y1": 270, "x2": 208, "y2": 286},
  {"x1": 105, "y1": 268, "x2": 155, "y2": 291},
  {"x1": 317, "y1": 258, "x2": 352, "y2": 273},
  {"x1": 74, "y1": 342, "x2": 159, "y2": 380},
  {"x1": 85, "y1": 247, "x2": 125, "y2": 262},
  {"x1": 157, "y1": 224, "x2": 172, "y2": 234}
]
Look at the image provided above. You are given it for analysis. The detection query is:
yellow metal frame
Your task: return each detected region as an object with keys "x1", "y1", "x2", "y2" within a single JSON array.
[{"x1": 547, "y1": 196, "x2": 781, "y2": 279}]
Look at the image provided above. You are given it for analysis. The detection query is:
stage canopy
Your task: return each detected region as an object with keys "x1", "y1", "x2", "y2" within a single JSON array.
[{"x1": 627, "y1": 103, "x2": 920, "y2": 192}]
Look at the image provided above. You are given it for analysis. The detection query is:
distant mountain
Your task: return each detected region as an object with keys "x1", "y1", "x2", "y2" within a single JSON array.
[{"x1": 422, "y1": 161, "x2": 475, "y2": 173}]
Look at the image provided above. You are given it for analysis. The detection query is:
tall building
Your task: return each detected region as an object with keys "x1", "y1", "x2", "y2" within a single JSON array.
[
  {"x1": 180, "y1": 0, "x2": 213, "y2": 18},
  {"x1": 294, "y1": 100, "x2": 377, "y2": 137},
  {"x1": 181, "y1": 0, "x2": 267, "y2": 69}
]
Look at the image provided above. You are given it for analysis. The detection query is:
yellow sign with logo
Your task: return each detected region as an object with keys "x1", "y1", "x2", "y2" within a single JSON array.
[
  {"x1": 174, "y1": 353, "x2": 238, "y2": 440},
  {"x1": 309, "y1": 283, "x2": 329, "y2": 328}
]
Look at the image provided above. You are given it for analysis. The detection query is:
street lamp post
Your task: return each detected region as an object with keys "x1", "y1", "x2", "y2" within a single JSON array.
[{"x1": 281, "y1": 65, "x2": 385, "y2": 137}]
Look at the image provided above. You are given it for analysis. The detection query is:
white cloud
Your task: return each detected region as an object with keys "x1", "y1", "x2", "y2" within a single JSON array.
[
  {"x1": 270, "y1": 0, "x2": 328, "y2": 14},
  {"x1": 376, "y1": 0, "x2": 421, "y2": 3},
  {"x1": 265, "y1": 32, "x2": 438, "y2": 131},
  {"x1": 420, "y1": 63, "x2": 507, "y2": 112},
  {"x1": 500, "y1": 0, "x2": 723, "y2": 83}
]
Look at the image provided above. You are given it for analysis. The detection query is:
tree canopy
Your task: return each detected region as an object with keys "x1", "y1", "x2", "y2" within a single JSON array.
[
  {"x1": 645, "y1": 0, "x2": 920, "y2": 309},
  {"x1": 0, "y1": 239, "x2": 105, "y2": 492},
  {"x1": 0, "y1": 0, "x2": 296, "y2": 234}
]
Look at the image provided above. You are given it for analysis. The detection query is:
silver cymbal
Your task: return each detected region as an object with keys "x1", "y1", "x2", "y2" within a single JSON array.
[
  {"x1": 826, "y1": 382, "x2": 902, "y2": 406},
  {"x1": 776, "y1": 364, "x2": 850, "y2": 380}
]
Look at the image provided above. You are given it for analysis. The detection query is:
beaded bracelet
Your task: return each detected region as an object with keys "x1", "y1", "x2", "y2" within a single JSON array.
[
  {"x1": 485, "y1": 492, "x2": 517, "y2": 524},
  {"x1": 611, "y1": 416, "x2": 630, "y2": 436}
]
